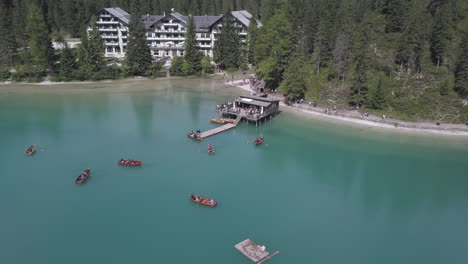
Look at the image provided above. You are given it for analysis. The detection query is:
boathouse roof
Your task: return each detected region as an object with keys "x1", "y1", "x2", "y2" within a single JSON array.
[{"x1": 235, "y1": 95, "x2": 280, "y2": 108}]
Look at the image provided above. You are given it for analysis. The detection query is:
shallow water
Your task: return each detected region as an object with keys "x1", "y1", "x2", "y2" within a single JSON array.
[{"x1": 1, "y1": 79, "x2": 468, "y2": 264}]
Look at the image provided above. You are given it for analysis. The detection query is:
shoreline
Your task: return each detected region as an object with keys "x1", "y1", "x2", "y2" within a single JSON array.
[
  {"x1": 224, "y1": 79, "x2": 468, "y2": 137},
  {"x1": 2, "y1": 76, "x2": 468, "y2": 137}
]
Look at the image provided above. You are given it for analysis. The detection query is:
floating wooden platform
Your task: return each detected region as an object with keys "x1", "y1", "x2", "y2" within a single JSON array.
[
  {"x1": 235, "y1": 239, "x2": 278, "y2": 263},
  {"x1": 199, "y1": 115, "x2": 242, "y2": 140},
  {"x1": 210, "y1": 118, "x2": 236, "y2": 124}
]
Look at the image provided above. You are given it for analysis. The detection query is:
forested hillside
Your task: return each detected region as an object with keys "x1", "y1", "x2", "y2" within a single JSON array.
[{"x1": 0, "y1": 0, "x2": 467, "y2": 122}]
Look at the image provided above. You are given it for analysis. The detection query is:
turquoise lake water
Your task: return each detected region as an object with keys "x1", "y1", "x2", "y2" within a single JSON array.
[{"x1": 1, "y1": 79, "x2": 468, "y2": 264}]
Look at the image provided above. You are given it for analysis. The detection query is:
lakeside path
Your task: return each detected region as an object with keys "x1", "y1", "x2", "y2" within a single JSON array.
[{"x1": 223, "y1": 78, "x2": 468, "y2": 137}]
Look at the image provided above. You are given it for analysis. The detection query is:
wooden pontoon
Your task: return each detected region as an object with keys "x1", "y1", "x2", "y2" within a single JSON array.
[{"x1": 234, "y1": 239, "x2": 279, "y2": 263}]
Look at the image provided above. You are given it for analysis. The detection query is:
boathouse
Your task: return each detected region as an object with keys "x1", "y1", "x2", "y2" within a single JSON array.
[{"x1": 220, "y1": 95, "x2": 280, "y2": 125}]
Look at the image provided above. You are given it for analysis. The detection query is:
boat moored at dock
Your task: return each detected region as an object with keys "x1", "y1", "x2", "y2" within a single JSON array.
[{"x1": 187, "y1": 132, "x2": 202, "y2": 141}]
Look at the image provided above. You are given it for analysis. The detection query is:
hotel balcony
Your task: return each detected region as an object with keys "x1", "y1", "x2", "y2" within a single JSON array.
[
  {"x1": 154, "y1": 29, "x2": 184, "y2": 33},
  {"x1": 198, "y1": 44, "x2": 211, "y2": 48},
  {"x1": 197, "y1": 37, "x2": 211, "y2": 41},
  {"x1": 148, "y1": 37, "x2": 184, "y2": 41},
  {"x1": 163, "y1": 23, "x2": 179, "y2": 27},
  {"x1": 121, "y1": 35, "x2": 127, "y2": 38},
  {"x1": 100, "y1": 14, "x2": 111, "y2": 18},
  {"x1": 99, "y1": 28, "x2": 118, "y2": 32},
  {"x1": 101, "y1": 35, "x2": 118, "y2": 39},
  {"x1": 105, "y1": 42, "x2": 119, "y2": 46},
  {"x1": 97, "y1": 20, "x2": 119, "y2": 24}
]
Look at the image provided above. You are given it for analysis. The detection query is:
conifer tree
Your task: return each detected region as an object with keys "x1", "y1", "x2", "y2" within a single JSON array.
[
  {"x1": 349, "y1": 25, "x2": 370, "y2": 107},
  {"x1": 184, "y1": 15, "x2": 202, "y2": 75},
  {"x1": 126, "y1": 12, "x2": 152, "y2": 76},
  {"x1": 214, "y1": 11, "x2": 240, "y2": 69},
  {"x1": 430, "y1": 5, "x2": 451, "y2": 67},
  {"x1": 0, "y1": 0, "x2": 18, "y2": 66},
  {"x1": 246, "y1": 18, "x2": 258, "y2": 64},
  {"x1": 384, "y1": 0, "x2": 408, "y2": 33},
  {"x1": 78, "y1": 20, "x2": 104, "y2": 73},
  {"x1": 454, "y1": 34, "x2": 468, "y2": 98},
  {"x1": 26, "y1": 3, "x2": 54, "y2": 69},
  {"x1": 60, "y1": 43, "x2": 78, "y2": 80},
  {"x1": 279, "y1": 50, "x2": 307, "y2": 101},
  {"x1": 370, "y1": 79, "x2": 386, "y2": 109}
]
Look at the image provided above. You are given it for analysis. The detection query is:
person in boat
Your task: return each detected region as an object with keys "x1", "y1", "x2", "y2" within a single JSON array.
[
  {"x1": 191, "y1": 194, "x2": 196, "y2": 200},
  {"x1": 210, "y1": 199, "x2": 214, "y2": 205}
]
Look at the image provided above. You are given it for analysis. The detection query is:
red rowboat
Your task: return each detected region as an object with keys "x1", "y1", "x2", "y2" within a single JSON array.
[
  {"x1": 207, "y1": 145, "x2": 215, "y2": 155},
  {"x1": 254, "y1": 136, "x2": 264, "y2": 146},
  {"x1": 26, "y1": 145, "x2": 36, "y2": 156},
  {"x1": 189, "y1": 194, "x2": 217, "y2": 207},
  {"x1": 187, "y1": 132, "x2": 202, "y2": 141},
  {"x1": 118, "y1": 159, "x2": 142, "y2": 166},
  {"x1": 75, "y1": 169, "x2": 91, "y2": 184}
]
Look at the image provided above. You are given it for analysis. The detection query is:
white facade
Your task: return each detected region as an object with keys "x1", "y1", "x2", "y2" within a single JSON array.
[{"x1": 91, "y1": 8, "x2": 260, "y2": 59}]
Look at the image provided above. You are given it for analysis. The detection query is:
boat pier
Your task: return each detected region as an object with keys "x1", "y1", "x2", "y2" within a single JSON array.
[
  {"x1": 219, "y1": 95, "x2": 281, "y2": 127},
  {"x1": 198, "y1": 115, "x2": 242, "y2": 140},
  {"x1": 189, "y1": 95, "x2": 281, "y2": 141},
  {"x1": 234, "y1": 239, "x2": 279, "y2": 263}
]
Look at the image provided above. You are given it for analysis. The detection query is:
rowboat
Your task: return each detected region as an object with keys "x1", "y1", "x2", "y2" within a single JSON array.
[
  {"x1": 254, "y1": 136, "x2": 264, "y2": 146},
  {"x1": 75, "y1": 169, "x2": 91, "y2": 184},
  {"x1": 189, "y1": 194, "x2": 217, "y2": 207},
  {"x1": 187, "y1": 132, "x2": 202, "y2": 141},
  {"x1": 26, "y1": 145, "x2": 36, "y2": 156},
  {"x1": 210, "y1": 118, "x2": 235, "y2": 124},
  {"x1": 118, "y1": 159, "x2": 142, "y2": 166},
  {"x1": 208, "y1": 145, "x2": 215, "y2": 155}
]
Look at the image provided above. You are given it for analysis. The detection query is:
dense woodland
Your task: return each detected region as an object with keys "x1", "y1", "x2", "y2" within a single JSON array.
[{"x1": 0, "y1": 0, "x2": 468, "y2": 122}]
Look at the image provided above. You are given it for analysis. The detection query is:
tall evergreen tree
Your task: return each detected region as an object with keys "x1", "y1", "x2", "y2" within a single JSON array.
[
  {"x1": 78, "y1": 19, "x2": 104, "y2": 73},
  {"x1": 25, "y1": 3, "x2": 54, "y2": 69},
  {"x1": 126, "y1": 12, "x2": 152, "y2": 76},
  {"x1": 246, "y1": 17, "x2": 258, "y2": 64},
  {"x1": 349, "y1": 25, "x2": 370, "y2": 107},
  {"x1": 184, "y1": 15, "x2": 202, "y2": 74},
  {"x1": 279, "y1": 50, "x2": 307, "y2": 101},
  {"x1": 454, "y1": 34, "x2": 468, "y2": 98},
  {"x1": 384, "y1": 0, "x2": 409, "y2": 33},
  {"x1": 369, "y1": 79, "x2": 386, "y2": 109},
  {"x1": 0, "y1": 0, "x2": 18, "y2": 66},
  {"x1": 214, "y1": 11, "x2": 241, "y2": 69},
  {"x1": 430, "y1": 4, "x2": 451, "y2": 67},
  {"x1": 60, "y1": 43, "x2": 78, "y2": 80}
]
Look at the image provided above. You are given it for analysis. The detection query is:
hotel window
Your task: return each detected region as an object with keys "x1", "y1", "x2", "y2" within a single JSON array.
[{"x1": 107, "y1": 47, "x2": 113, "y2": 52}]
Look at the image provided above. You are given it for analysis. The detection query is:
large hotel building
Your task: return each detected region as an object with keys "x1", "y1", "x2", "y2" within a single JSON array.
[{"x1": 90, "y1": 7, "x2": 261, "y2": 59}]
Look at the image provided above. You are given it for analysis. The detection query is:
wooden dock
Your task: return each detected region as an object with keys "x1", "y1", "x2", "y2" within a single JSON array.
[
  {"x1": 199, "y1": 115, "x2": 242, "y2": 139},
  {"x1": 234, "y1": 239, "x2": 278, "y2": 263}
]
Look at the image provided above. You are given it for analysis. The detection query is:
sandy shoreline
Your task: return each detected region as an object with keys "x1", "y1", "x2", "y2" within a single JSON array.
[{"x1": 224, "y1": 79, "x2": 468, "y2": 137}]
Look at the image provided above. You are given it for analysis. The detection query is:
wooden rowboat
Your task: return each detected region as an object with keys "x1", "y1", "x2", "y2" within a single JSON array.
[
  {"x1": 26, "y1": 145, "x2": 36, "y2": 156},
  {"x1": 189, "y1": 194, "x2": 217, "y2": 207},
  {"x1": 210, "y1": 118, "x2": 235, "y2": 124}
]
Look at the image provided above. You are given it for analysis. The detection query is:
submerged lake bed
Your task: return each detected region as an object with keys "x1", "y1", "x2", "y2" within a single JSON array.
[{"x1": 1, "y1": 79, "x2": 468, "y2": 264}]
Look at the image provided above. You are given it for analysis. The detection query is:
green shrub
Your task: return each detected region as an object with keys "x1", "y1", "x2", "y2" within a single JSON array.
[
  {"x1": 201, "y1": 57, "x2": 214, "y2": 74},
  {"x1": 170, "y1": 57, "x2": 187, "y2": 76},
  {"x1": 90, "y1": 66, "x2": 125, "y2": 81},
  {"x1": 0, "y1": 69, "x2": 11, "y2": 81},
  {"x1": 11, "y1": 66, "x2": 45, "y2": 82},
  {"x1": 145, "y1": 62, "x2": 166, "y2": 78}
]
